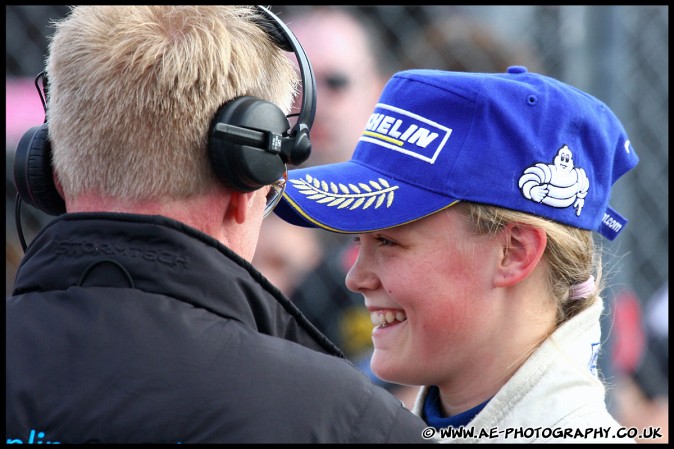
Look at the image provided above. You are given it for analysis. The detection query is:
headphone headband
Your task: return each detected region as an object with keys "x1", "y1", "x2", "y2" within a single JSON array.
[
  {"x1": 252, "y1": 5, "x2": 315, "y2": 166},
  {"x1": 256, "y1": 5, "x2": 316, "y2": 140}
]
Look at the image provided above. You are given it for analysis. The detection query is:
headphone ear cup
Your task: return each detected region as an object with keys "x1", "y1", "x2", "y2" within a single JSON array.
[
  {"x1": 288, "y1": 127, "x2": 312, "y2": 166},
  {"x1": 208, "y1": 96, "x2": 289, "y2": 192},
  {"x1": 13, "y1": 124, "x2": 66, "y2": 216}
]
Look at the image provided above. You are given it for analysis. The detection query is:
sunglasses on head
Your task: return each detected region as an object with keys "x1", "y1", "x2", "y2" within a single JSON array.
[{"x1": 263, "y1": 167, "x2": 288, "y2": 218}]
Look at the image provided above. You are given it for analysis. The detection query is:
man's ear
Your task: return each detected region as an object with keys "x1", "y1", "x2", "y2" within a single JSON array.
[
  {"x1": 494, "y1": 223, "x2": 547, "y2": 288},
  {"x1": 226, "y1": 191, "x2": 254, "y2": 225}
]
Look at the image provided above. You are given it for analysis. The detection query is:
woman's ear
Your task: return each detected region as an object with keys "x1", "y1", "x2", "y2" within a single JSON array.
[{"x1": 494, "y1": 223, "x2": 547, "y2": 288}]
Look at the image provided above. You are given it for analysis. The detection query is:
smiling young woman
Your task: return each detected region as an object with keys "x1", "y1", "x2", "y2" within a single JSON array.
[{"x1": 274, "y1": 67, "x2": 639, "y2": 443}]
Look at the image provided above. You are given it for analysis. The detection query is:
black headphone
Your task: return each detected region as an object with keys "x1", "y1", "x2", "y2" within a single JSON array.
[
  {"x1": 207, "y1": 5, "x2": 315, "y2": 192},
  {"x1": 13, "y1": 5, "x2": 315, "y2": 221}
]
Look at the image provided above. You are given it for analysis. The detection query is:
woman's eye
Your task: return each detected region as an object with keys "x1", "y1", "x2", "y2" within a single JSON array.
[{"x1": 375, "y1": 236, "x2": 397, "y2": 247}]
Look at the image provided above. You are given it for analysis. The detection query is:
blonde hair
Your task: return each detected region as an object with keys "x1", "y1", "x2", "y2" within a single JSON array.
[
  {"x1": 46, "y1": 5, "x2": 299, "y2": 200},
  {"x1": 457, "y1": 202, "x2": 602, "y2": 328}
]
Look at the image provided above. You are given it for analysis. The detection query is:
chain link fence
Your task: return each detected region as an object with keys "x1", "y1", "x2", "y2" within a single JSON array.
[{"x1": 6, "y1": 6, "x2": 667, "y2": 317}]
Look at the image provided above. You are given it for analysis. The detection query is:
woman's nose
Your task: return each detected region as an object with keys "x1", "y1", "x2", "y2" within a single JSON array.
[{"x1": 345, "y1": 246, "x2": 380, "y2": 293}]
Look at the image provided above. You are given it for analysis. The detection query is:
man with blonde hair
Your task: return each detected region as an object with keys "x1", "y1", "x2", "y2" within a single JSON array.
[{"x1": 6, "y1": 6, "x2": 430, "y2": 443}]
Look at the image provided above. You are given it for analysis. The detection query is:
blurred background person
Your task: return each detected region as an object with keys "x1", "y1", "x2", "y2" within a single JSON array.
[
  {"x1": 253, "y1": 214, "x2": 322, "y2": 297},
  {"x1": 610, "y1": 283, "x2": 668, "y2": 443},
  {"x1": 283, "y1": 6, "x2": 391, "y2": 168}
]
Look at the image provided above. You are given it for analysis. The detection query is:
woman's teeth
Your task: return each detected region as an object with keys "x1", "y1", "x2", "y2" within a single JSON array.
[{"x1": 370, "y1": 310, "x2": 407, "y2": 328}]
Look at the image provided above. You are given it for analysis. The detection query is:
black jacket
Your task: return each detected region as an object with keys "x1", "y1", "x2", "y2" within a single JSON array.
[{"x1": 6, "y1": 213, "x2": 431, "y2": 444}]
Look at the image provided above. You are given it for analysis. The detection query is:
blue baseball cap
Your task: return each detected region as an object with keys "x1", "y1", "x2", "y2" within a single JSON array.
[{"x1": 275, "y1": 66, "x2": 639, "y2": 240}]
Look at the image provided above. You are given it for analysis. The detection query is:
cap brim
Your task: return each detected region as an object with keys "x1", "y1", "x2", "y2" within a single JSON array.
[{"x1": 274, "y1": 160, "x2": 459, "y2": 233}]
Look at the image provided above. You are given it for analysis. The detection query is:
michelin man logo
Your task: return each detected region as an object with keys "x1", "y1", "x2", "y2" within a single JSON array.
[{"x1": 518, "y1": 145, "x2": 590, "y2": 216}]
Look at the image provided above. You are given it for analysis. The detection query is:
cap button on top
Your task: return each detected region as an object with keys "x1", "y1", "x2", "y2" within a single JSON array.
[{"x1": 507, "y1": 66, "x2": 528, "y2": 74}]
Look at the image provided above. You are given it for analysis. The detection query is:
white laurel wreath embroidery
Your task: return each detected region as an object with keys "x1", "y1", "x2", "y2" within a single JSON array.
[{"x1": 289, "y1": 174, "x2": 399, "y2": 210}]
